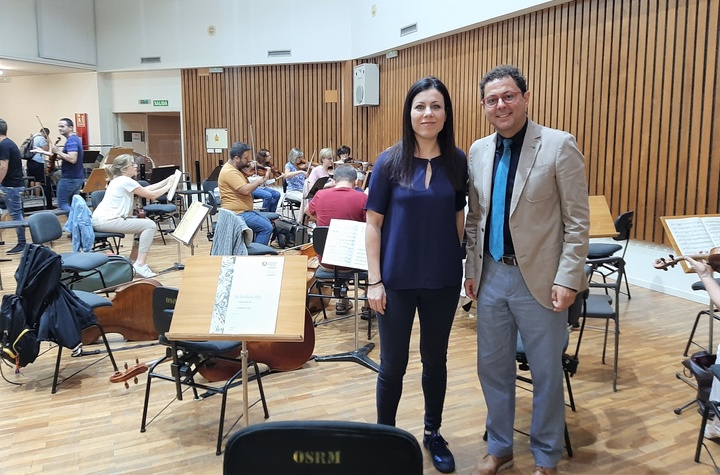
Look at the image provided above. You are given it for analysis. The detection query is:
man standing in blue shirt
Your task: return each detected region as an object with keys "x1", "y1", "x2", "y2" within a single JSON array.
[{"x1": 36, "y1": 118, "x2": 85, "y2": 211}]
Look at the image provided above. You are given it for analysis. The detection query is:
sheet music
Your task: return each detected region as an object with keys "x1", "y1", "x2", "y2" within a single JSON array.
[
  {"x1": 171, "y1": 201, "x2": 211, "y2": 245},
  {"x1": 320, "y1": 219, "x2": 368, "y2": 270},
  {"x1": 664, "y1": 217, "x2": 720, "y2": 255},
  {"x1": 209, "y1": 256, "x2": 285, "y2": 334},
  {"x1": 166, "y1": 169, "x2": 183, "y2": 201}
]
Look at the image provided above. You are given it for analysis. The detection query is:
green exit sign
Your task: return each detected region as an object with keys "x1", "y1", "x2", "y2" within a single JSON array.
[
  {"x1": 138, "y1": 99, "x2": 150, "y2": 105},
  {"x1": 153, "y1": 100, "x2": 169, "y2": 107}
]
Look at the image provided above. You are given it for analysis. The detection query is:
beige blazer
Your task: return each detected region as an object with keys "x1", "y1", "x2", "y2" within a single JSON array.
[{"x1": 465, "y1": 120, "x2": 590, "y2": 309}]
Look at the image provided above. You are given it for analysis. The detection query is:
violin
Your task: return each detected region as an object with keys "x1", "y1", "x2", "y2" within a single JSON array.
[
  {"x1": 653, "y1": 247, "x2": 720, "y2": 272},
  {"x1": 46, "y1": 137, "x2": 62, "y2": 175}
]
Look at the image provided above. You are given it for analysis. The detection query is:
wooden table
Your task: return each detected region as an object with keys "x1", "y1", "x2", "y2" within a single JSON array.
[
  {"x1": 589, "y1": 195, "x2": 618, "y2": 238},
  {"x1": 166, "y1": 254, "x2": 307, "y2": 426}
]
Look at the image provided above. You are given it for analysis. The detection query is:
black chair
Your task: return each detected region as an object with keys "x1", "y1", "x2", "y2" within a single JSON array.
[
  {"x1": 695, "y1": 364, "x2": 720, "y2": 471},
  {"x1": 587, "y1": 210, "x2": 633, "y2": 298},
  {"x1": 11, "y1": 243, "x2": 118, "y2": 393},
  {"x1": 683, "y1": 278, "x2": 720, "y2": 357},
  {"x1": 511, "y1": 289, "x2": 588, "y2": 457},
  {"x1": 140, "y1": 286, "x2": 270, "y2": 455},
  {"x1": 281, "y1": 178, "x2": 301, "y2": 220},
  {"x1": 201, "y1": 178, "x2": 220, "y2": 240},
  {"x1": 89, "y1": 190, "x2": 125, "y2": 253},
  {"x1": 27, "y1": 211, "x2": 110, "y2": 290},
  {"x1": 306, "y1": 226, "x2": 374, "y2": 339},
  {"x1": 223, "y1": 420, "x2": 423, "y2": 475},
  {"x1": 576, "y1": 256, "x2": 625, "y2": 392},
  {"x1": 137, "y1": 178, "x2": 178, "y2": 245}
]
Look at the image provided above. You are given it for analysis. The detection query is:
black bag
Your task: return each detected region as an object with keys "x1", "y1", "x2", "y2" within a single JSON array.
[
  {"x1": 0, "y1": 294, "x2": 39, "y2": 367},
  {"x1": 274, "y1": 217, "x2": 310, "y2": 249},
  {"x1": 63, "y1": 255, "x2": 134, "y2": 292}
]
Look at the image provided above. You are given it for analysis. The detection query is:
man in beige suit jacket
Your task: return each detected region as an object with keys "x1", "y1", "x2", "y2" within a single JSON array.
[{"x1": 464, "y1": 65, "x2": 589, "y2": 475}]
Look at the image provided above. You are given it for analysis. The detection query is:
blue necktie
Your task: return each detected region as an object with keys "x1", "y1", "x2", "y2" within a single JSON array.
[{"x1": 489, "y1": 138, "x2": 512, "y2": 261}]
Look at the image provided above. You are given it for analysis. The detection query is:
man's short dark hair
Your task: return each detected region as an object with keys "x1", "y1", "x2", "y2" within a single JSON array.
[
  {"x1": 333, "y1": 164, "x2": 358, "y2": 183},
  {"x1": 60, "y1": 117, "x2": 74, "y2": 128},
  {"x1": 336, "y1": 145, "x2": 351, "y2": 157},
  {"x1": 479, "y1": 65, "x2": 528, "y2": 99},
  {"x1": 0, "y1": 118, "x2": 7, "y2": 136},
  {"x1": 230, "y1": 141, "x2": 252, "y2": 159},
  {"x1": 40, "y1": 127, "x2": 50, "y2": 136}
]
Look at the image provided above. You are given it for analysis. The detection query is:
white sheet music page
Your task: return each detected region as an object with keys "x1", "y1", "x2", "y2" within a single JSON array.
[
  {"x1": 166, "y1": 169, "x2": 183, "y2": 201},
  {"x1": 321, "y1": 219, "x2": 368, "y2": 270},
  {"x1": 209, "y1": 256, "x2": 285, "y2": 334},
  {"x1": 664, "y1": 217, "x2": 720, "y2": 255}
]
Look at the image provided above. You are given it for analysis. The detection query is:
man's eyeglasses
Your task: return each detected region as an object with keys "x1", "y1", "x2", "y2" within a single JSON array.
[{"x1": 482, "y1": 91, "x2": 522, "y2": 108}]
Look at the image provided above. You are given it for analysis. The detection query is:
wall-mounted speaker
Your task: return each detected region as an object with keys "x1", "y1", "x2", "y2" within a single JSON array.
[{"x1": 353, "y1": 63, "x2": 379, "y2": 106}]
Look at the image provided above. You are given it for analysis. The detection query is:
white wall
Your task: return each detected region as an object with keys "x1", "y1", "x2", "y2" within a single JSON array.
[
  {"x1": 94, "y1": 0, "x2": 353, "y2": 71},
  {"x1": 348, "y1": 0, "x2": 571, "y2": 58},
  {"x1": 0, "y1": 72, "x2": 102, "y2": 148}
]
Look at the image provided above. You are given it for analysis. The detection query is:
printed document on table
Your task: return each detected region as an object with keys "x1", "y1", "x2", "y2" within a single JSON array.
[
  {"x1": 208, "y1": 256, "x2": 285, "y2": 334},
  {"x1": 321, "y1": 219, "x2": 368, "y2": 270}
]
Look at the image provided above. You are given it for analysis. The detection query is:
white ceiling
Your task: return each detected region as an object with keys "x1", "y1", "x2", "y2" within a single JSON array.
[{"x1": 0, "y1": 58, "x2": 95, "y2": 79}]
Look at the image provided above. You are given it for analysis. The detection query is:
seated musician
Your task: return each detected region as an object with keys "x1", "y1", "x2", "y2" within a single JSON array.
[
  {"x1": 218, "y1": 142, "x2": 277, "y2": 245},
  {"x1": 283, "y1": 147, "x2": 309, "y2": 203},
  {"x1": 250, "y1": 148, "x2": 282, "y2": 212},
  {"x1": 686, "y1": 256, "x2": 720, "y2": 439},
  {"x1": 91, "y1": 154, "x2": 175, "y2": 278},
  {"x1": 305, "y1": 165, "x2": 368, "y2": 316}
]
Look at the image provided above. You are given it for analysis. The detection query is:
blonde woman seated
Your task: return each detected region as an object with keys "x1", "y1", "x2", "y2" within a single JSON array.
[{"x1": 91, "y1": 154, "x2": 174, "y2": 278}]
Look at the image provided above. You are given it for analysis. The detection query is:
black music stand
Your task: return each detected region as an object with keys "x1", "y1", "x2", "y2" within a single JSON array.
[
  {"x1": 169, "y1": 201, "x2": 212, "y2": 270},
  {"x1": 312, "y1": 220, "x2": 379, "y2": 372}
]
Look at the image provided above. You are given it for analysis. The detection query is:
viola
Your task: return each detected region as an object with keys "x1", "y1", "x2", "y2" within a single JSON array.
[{"x1": 653, "y1": 247, "x2": 720, "y2": 273}]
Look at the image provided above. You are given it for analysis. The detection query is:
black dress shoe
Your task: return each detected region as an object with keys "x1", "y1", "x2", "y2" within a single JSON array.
[{"x1": 423, "y1": 430, "x2": 455, "y2": 473}]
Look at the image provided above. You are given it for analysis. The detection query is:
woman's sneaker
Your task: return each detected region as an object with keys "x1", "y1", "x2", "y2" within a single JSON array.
[{"x1": 133, "y1": 263, "x2": 157, "y2": 278}]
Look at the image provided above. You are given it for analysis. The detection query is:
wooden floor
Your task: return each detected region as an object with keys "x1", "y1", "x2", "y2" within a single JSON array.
[{"x1": 0, "y1": 220, "x2": 718, "y2": 474}]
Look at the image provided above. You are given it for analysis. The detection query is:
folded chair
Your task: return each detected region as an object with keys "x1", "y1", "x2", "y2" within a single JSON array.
[
  {"x1": 140, "y1": 286, "x2": 269, "y2": 455},
  {"x1": 224, "y1": 420, "x2": 423, "y2": 475}
]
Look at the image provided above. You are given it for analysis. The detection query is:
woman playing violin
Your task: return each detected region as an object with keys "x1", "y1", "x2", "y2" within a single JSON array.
[
  {"x1": 306, "y1": 147, "x2": 335, "y2": 192},
  {"x1": 284, "y1": 147, "x2": 309, "y2": 203}
]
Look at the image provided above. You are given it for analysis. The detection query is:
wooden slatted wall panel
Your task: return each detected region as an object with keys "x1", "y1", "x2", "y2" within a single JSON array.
[
  {"x1": 181, "y1": 0, "x2": 720, "y2": 244},
  {"x1": 182, "y1": 63, "x2": 344, "y2": 182},
  {"x1": 352, "y1": 0, "x2": 720, "y2": 244}
]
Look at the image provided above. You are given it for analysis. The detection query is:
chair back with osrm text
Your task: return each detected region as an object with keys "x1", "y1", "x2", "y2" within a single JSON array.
[{"x1": 223, "y1": 420, "x2": 423, "y2": 475}]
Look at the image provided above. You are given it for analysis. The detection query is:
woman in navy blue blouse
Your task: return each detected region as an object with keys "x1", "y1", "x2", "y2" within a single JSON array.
[{"x1": 365, "y1": 77, "x2": 467, "y2": 474}]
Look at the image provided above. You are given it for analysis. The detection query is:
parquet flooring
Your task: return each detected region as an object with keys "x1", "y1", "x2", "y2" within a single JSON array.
[{"x1": 0, "y1": 219, "x2": 717, "y2": 474}]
